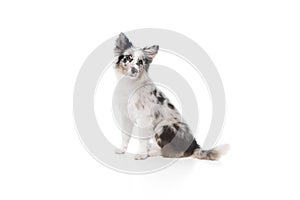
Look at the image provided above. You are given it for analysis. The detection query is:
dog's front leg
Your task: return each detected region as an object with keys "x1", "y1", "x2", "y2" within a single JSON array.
[
  {"x1": 115, "y1": 117, "x2": 133, "y2": 154},
  {"x1": 135, "y1": 139, "x2": 151, "y2": 160},
  {"x1": 134, "y1": 127, "x2": 152, "y2": 160}
]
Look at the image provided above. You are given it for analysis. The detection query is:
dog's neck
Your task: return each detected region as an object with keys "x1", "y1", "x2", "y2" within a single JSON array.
[
  {"x1": 136, "y1": 71, "x2": 152, "y2": 85},
  {"x1": 125, "y1": 72, "x2": 153, "y2": 92},
  {"x1": 114, "y1": 69, "x2": 153, "y2": 95}
]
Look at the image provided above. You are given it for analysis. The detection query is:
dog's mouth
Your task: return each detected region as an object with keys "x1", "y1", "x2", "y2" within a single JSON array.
[{"x1": 129, "y1": 73, "x2": 138, "y2": 78}]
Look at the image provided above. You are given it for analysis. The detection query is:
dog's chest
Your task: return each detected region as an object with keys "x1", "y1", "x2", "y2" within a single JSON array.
[
  {"x1": 127, "y1": 87, "x2": 156, "y2": 126},
  {"x1": 114, "y1": 76, "x2": 156, "y2": 122}
]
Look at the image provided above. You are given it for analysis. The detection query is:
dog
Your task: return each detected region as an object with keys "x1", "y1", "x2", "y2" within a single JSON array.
[{"x1": 113, "y1": 33, "x2": 228, "y2": 160}]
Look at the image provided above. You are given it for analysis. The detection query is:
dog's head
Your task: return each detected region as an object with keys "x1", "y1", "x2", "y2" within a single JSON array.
[{"x1": 114, "y1": 33, "x2": 159, "y2": 79}]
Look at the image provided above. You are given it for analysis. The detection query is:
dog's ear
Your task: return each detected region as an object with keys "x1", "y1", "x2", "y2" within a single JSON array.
[
  {"x1": 143, "y1": 45, "x2": 159, "y2": 63},
  {"x1": 114, "y1": 33, "x2": 133, "y2": 55}
]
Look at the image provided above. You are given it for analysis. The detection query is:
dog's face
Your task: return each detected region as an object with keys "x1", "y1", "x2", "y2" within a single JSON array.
[{"x1": 114, "y1": 33, "x2": 159, "y2": 79}]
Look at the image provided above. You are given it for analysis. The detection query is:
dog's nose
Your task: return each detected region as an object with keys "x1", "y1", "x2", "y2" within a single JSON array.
[{"x1": 131, "y1": 68, "x2": 138, "y2": 74}]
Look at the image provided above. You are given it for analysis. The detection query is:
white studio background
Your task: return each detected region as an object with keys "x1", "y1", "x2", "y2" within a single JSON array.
[{"x1": 0, "y1": 1, "x2": 299, "y2": 200}]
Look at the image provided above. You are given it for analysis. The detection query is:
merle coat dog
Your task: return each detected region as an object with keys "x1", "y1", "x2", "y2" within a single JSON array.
[{"x1": 113, "y1": 33, "x2": 228, "y2": 160}]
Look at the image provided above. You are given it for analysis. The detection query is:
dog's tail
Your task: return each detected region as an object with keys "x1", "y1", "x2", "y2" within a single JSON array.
[{"x1": 192, "y1": 144, "x2": 230, "y2": 160}]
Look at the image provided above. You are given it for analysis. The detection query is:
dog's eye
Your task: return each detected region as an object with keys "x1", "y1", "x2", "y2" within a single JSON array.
[
  {"x1": 123, "y1": 55, "x2": 132, "y2": 63},
  {"x1": 137, "y1": 60, "x2": 143, "y2": 66}
]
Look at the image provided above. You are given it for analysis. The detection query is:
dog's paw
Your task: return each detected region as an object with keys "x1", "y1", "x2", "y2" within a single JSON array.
[
  {"x1": 115, "y1": 148, "x2": 126, "y2": 154},
  {"x1": 134, "y1": 154, "x2": 149, "y2": 160}
]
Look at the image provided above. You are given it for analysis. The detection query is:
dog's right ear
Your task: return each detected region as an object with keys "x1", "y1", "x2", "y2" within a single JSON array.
[{"x1": 114, "y1": 33, "x2": 133, "y2": 56}]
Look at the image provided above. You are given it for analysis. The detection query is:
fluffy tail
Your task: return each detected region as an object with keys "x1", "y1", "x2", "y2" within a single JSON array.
[{"x1": 192, "y1": 144, "x2": 230, "y2": 160}]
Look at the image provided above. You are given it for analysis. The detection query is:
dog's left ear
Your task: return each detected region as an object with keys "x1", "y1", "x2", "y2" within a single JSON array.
[
  {"x1": 114, "y1": 33, "x2": 133, "y2": 56},
  {"x1": 143, "y1": 45, "x2": 159, "y2": 63}
]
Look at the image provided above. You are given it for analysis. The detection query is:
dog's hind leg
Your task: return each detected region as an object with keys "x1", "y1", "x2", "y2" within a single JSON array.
[
  {"x1": 148, "y1": 141, "x2": 161, "y2": 157},
  {"x1": 161, "y1": 144, "x2": 185, "y2": 158}
]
